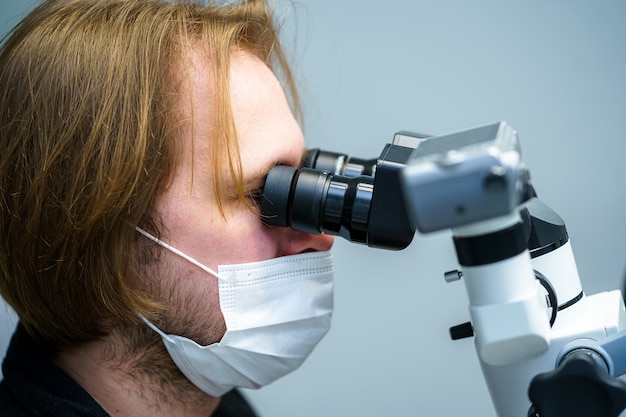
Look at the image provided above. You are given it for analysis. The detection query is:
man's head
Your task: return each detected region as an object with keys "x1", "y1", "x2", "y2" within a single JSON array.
[{"x1": 0, "y1": 0, "x2": 329, "y2": 350}]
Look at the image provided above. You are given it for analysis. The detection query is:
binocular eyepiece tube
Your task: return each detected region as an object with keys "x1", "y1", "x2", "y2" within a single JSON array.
[
  {"x1": 260, "y1": 145, "x2": 416, "y2": 250},
  {"x1": 260, "y1": 166, "x2": 375, "y2": 244},
  {"x1": 304, "y1": 148, "x2": 377, "y2": 177}
]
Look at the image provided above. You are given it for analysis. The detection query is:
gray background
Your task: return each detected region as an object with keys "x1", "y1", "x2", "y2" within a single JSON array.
[{"x1": 2, "y1": 1, "x2": 626, "y2": 416}]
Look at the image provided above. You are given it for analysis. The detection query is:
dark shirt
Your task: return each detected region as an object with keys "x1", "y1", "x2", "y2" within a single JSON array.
[{"x1": 0, "y1": 324, "x2": 259, "y2": 416}]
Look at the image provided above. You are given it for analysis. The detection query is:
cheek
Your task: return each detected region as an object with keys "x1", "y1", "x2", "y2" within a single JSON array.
[
  {"x1": 212, "y1": 217, "x2": 280, "y2": 264},
  {"x1": 161, "y1": 257, "x2": 227, "y2": 344},
  {"x1": 158, "y1": 192, "x2": 283, "y2": 267}
]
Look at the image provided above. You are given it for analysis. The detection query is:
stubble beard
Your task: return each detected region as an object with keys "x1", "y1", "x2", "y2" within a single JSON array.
[{"x1": 107, "y1": 233, "x2": 227, "y2": 411}]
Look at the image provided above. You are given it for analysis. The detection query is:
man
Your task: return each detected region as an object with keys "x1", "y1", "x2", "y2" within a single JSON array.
[{"x1": 0, "y1": 0, "x2": 334, "y2": 416}]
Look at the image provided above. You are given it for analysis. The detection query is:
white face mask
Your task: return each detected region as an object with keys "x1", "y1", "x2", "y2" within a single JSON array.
[{"x1": 136, "y1": 227, "x2": 334, "y2": 397}]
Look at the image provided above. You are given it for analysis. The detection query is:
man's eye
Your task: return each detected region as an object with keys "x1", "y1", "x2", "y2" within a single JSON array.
[
  {"x1": 248, "y1": 188, "x2": 264, "y2": 205},
  {"x1": 244, "y1": 187, "x2": 265, "y2": 215}
]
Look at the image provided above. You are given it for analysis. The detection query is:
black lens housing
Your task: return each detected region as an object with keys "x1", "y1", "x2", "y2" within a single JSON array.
[
  {"x1": 261, "y1": 144, "x2": 416, "y2": 250},
  {"x1": 304, "y1": 149, "x2": 377, "y2": 177},
  {"x1": 261, "y1": 167, "x2": 374, "y2": 243}
]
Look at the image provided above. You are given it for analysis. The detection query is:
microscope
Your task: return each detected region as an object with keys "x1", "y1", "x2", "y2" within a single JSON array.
[{"x1": 260, "y1": 122, "x2": 626, "y2": 417}]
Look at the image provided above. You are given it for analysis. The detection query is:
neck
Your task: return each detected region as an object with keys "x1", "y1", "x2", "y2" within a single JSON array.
[{"x1": 55, "y1": 324, "x2": 219, "y2": 417}]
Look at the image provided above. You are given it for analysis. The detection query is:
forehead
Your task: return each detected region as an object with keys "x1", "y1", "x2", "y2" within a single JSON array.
[
  {"x1": 171, "y1": 46, "x2": 305, "y2": 188},
  {"x1": 228, "y1": 51, "x2": 306, "y2": 173}
]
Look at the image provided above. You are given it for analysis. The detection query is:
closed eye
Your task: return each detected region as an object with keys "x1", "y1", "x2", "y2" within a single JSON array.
[{"x1": 246, "y1": 187, "x2": 265, "y2": 211}]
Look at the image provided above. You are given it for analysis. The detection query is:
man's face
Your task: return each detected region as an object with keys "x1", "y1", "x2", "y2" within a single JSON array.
[{"x1": 148, "y1": 50, "x2": 334, "y2": 345}]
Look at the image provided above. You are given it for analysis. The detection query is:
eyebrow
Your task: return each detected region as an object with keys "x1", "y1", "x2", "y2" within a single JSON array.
[
  {"x1": 242, "y1": 162, "x2": 283, "y2": 192},
  {"x1": 247, "y1": 148, "x2": 308, "y2": 185},
  {"x1": 236, "y1": 141, "x2": 308, "y2": 199}
]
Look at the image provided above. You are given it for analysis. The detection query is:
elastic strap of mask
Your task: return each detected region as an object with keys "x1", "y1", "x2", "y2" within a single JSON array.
[
  {"x1": 135, "y1": 226, "x2": 225, "y2": 281},
  {"x1": 140, "y1": 315, "x2": 176, "y2": 342}
]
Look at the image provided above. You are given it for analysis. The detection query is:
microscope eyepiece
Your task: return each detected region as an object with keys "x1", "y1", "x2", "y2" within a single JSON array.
[
  {"x1": 261, "y1": 166, "x2": 373, "y2": 244},
  {"x1": 261, "y1": 143, "x2": 416, "y2": 250}
]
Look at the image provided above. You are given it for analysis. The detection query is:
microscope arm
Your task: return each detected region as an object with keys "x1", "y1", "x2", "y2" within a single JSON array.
[{"x1": 400, "y1": 122, "x2": 626, "y2": 416}]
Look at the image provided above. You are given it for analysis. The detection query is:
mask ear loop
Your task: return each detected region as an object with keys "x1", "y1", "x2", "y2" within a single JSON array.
[{"x1": 135, "y1": 226, "x2": 226, "y2": 281}]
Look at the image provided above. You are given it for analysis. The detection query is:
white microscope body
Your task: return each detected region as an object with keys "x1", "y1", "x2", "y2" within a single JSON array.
[
  {"x1": 261, "y1": 121, "x2": 626, "y2": 416},
  {"x1": 401, "y1": 122, "x2": 626, "y2": 417}
]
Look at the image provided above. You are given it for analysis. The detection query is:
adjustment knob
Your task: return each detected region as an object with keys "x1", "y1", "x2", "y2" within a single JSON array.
[
  {"x1": 528, "y1": 349, "x2": 626, "y2": 417},
  {"x1": 449, "y1": 321, "x2": 474, "y2": 340}
]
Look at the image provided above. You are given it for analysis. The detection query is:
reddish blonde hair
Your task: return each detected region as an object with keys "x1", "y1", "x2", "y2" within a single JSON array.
[{"x1": 0, "y1": 0, "x2": 299, "y2": 348}]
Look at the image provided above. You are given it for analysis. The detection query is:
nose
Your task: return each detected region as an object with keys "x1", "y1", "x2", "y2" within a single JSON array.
[{"x1": 276, "y1": 227, "x2": 334, "y2": 256}]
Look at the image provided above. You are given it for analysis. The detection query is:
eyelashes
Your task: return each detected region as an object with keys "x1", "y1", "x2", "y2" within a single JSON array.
[{"x1": 246, "y1": 187, "x2": 265, "y2": 210}]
